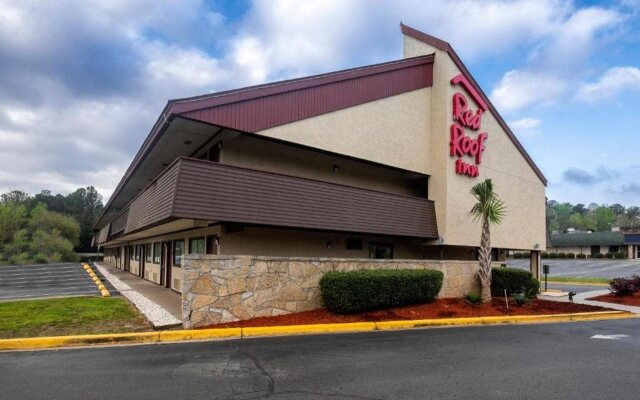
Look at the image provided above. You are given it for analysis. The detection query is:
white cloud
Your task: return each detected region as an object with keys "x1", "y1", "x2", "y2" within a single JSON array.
[
  {"x1": 510, "y1": 117, "x2": 541, "y2": 130},
  {"x1": 490, "y1": 5, "x2": 622, "y2": 114},
  {"x1": 0, "y1": 0, "x2": 633, "y2": 201},
  {"x1": 491, "y1": 71, "x2": 566, "y2": 112},
  {"x1": 577, "y1": 67, "x2": 640, "y2": 102}
]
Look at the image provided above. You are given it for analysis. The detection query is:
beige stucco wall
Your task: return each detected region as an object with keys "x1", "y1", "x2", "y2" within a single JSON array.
[
  {"x1": 403, "y1": 35, "x2": 546, "y2": 251},
  {"x1": 182, "y1": 255, "x2": 480, "y2": 328},
  {"x1": 223, "y1": 135, "x2": 425, "y2": 197},
  {"x1": 219, "y1": 226, "x2": 424, "y2": 259},
  {"x1": 256, "y1": 88, "x2": 432, "y2": 175}
]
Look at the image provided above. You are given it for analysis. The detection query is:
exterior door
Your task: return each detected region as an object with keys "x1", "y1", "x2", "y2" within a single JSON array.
[
  {"x1": 125, "y1": 246, "x2": 130, "y2": 272},
  {"x1": 161, "y1": 241, "x2": 172, "y2": 288},
  {"x1": 139, "y1": 245, "x2": 145, "y2": 278}
]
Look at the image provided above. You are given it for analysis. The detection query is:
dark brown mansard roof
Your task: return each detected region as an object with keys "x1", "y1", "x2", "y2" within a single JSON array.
[{"x1": 95, "y1": 54, "x2": 434, "y2": 229}]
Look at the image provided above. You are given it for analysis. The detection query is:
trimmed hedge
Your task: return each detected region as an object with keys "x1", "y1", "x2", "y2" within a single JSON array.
[
  {"x1": 576, "y1": 253, "x2": 587, "y2": 259},
  {"x1": 592, "y1": 253, "x2": 604, "y2": 259},
  {"x1": 491, "y1": 267, "x2": 539, "y2": 297},
  {"x1": 319, "y1": 269, "x2": 444, "y2": 314},
  {"x1": 548, "y1": 253, "x2": 558, "y2": 258},
  {"x1": 614, "y1": 251, "x2": 627, "y2": 259},
  {"x1": 565, "y1": 252, "x2": 575, "y2": 259}
]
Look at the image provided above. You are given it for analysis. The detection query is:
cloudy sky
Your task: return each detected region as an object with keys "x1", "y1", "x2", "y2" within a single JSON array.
[{"x1": 0, "y1": 0, "x2": 639, "y2": 205}]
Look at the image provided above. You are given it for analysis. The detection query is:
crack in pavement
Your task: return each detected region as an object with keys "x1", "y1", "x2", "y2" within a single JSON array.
[{"x1": 238, "y1": 350, "x2": 276, "y2": 398}]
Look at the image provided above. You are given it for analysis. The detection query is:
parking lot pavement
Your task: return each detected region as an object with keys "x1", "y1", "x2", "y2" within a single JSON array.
[
  {"x1": 0, "y1": 263, "x2": 111, "y2": 301},
  {"x1": 509, "y1": 258, "x2": 640, "y2": 278}
]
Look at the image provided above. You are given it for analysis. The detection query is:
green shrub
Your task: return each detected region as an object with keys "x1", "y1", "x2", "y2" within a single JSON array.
[
  {"x1": 565, "y1": 252, "x2": 575, "y2": 259},
  {"x1": 557, "y1": 252, "x2": 566, "y2": 259},
  {"x1": 592, "y1": 253, "x2": 604, "y2": 259},
  {"x1": 548, "y1": 253, "x2": 558, "y2": 259},
  {"x1": 33, "y1": 253, "x2": 48, "y2": 264},
  {"x1": 513, "y1": 293, "x2": 529, "y2": 305},
  {"x1": 604, "y1": 252, "x2": 614, "y2": 259},
  {"x1": 576, "y1": 253, "x2": 587, "y2": 259},
  {"x1": 320, "y1": 269, "x2": 444, "y2": 314},
  {"x1": 465, "y1": 292, "x2": 482, "y2": 304},
  {"x1": 541, "y1": 252, "x2": 548, "y2": 258},
  {"x1": 614, "y1": 251, "x2": 626, "y2": 259},
  {"x1": 491, "y1": 268, "x2": 538, "y2": 297},
  {"x1": 513, "y1": 252, "x2": 522, "y2": 259}
]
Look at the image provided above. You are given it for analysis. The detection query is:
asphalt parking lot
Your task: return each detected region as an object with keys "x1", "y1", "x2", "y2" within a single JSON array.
[
  {"x1": 0, "y1": 263, "x2": 114, "y2": 301},
  {"x1": 509, "y1": 258, "x2": 640, "y2": 278}
]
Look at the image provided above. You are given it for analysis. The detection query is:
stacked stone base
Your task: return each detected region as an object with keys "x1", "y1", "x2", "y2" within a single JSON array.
[{"x1": 182, "y1": 255, "x2": 480, "y2": 328}]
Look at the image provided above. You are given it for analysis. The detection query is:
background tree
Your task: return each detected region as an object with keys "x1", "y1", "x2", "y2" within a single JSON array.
[{"x1": 469, "y1": 179, "x2": 506, "y2": 303}]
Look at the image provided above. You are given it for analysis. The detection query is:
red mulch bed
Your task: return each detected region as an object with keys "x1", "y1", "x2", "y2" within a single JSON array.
[
  {"x1": 202, "y1": 298, "x2": 611, "y2": 329},
  {"x1": 589, "y1": 291, "x2": 640, "y2": 306}
]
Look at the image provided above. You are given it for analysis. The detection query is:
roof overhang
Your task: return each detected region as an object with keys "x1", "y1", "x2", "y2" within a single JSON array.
[{"x1": 96, "y1": 55, "x2": 435, "y2": 229}]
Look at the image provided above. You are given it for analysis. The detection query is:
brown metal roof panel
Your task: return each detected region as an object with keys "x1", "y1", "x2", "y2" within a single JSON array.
[
  {"x1": 172, "y1": 158, "x2": 438, "y2": 238},
  {"x1": 179, "y1": 62, "x2": 433, "y2": 133}
]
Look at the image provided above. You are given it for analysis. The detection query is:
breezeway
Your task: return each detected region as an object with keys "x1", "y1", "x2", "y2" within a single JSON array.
[{"x1": 0, "y1": 263, "x2": 112, "y2": 301}]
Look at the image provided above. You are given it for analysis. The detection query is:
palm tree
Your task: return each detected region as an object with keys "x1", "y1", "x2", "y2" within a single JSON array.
[{"x1": 469, "y1": 179, "x2": 506, "y2": 302}]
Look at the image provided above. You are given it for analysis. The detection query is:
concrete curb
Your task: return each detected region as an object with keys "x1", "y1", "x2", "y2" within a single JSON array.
[
  {"x1": 0, "y1": 310, "x2": 634, "y2": 351},
  {"x1": 82, "y1": 263, "x2": 110, "y2": 297}
]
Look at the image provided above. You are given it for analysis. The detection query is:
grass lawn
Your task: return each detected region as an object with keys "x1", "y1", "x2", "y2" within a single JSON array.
[
  {"x1": 546, "y1": 276, "x2": 610, "y2": 284},
  {"x1": 0, "y1": 297, "x2": 151, "y2": 339}
]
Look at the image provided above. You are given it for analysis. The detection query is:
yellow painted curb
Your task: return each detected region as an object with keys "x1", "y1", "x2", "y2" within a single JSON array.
[
  {"x1": 0, "y1": 332, "x2": 160, "y2": 350},
  {"x1": 158, "y1": 328, "x2": 242, "y2": 342},
  {"x1": 82, "y1": 264, "x2": 110, "y2": 298},
  {"x1": 242, "y1": 322, "x2": 377, "y2": 338},
  {"x1": 0, "y1": 311, "x2": 634, "y2": 351}
]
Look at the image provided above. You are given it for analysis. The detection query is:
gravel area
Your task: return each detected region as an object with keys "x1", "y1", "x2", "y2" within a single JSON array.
[{"x1": 94, "y1": 264, "x2": 181, "y2": 328}]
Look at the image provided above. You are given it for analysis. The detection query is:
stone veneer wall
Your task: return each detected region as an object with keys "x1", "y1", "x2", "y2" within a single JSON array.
[{"x1": 181, "y1": 255, "x2": 480, "y2": 328}]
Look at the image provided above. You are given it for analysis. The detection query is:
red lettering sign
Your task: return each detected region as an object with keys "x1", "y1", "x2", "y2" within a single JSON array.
[{"x1": 449, "y1": 74, "x2": 488, "y2": 178}]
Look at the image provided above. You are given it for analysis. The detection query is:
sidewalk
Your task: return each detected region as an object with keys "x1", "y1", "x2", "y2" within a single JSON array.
[
  {"x1": 94, "y1": 263, "x2": 182, "y2": 328},
  {"x1": 540, "y1": 289, "x2": 640, "y2": 314}
]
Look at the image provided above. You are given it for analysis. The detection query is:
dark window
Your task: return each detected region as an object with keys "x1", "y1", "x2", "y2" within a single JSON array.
[
  {"x1": 145, "y1": 243, "x2": 152, "y2": 263},
  {"x1": 173, "y1": 240, "x2": 185, "y2": 267},
  {"x1": 590, "y1": 245, "x2": 601, "y2": 255},
  {"x1": 134, "y1": 246, "x2": 140, "y2": 261},
  {"x1": 189, "y1": 237, "x2": 205, "y2": 254},
  {"x1": 129, "y1": 246, "x2": 134, "y2": 260},
  {"x1": 153, "y1": 243, "x2": 161, "y2": 264},
  {"x1": 208, "y1": 142, "x2": 222, "y2": 162},
  {"x1": 346, "y1": 238, "x2": 363, "y2": 250},
  {"x1": 369, "y1": 242, "x2": 393, "y2": 259},
  {"x1": 609, "y1": 245, "x2": 620, "y2": 253},
  {"x1": 206, "y1": 236, "x2": 219, "y2": 255}
]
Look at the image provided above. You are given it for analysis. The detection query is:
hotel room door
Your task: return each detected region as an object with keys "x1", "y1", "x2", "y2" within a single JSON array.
[{"x1": 161, "y1": 241, "x2": 172, "y2": 288}]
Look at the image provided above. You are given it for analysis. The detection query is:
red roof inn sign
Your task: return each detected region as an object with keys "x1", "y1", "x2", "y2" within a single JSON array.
[{"x1": 449, "y1": 74, "x2": 488, "y2": 178}]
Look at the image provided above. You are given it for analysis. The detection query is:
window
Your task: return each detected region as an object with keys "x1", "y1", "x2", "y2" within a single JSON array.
[
  {"x1": 590, "y1": 245, "x2": 601, "y2": 256},
  {"x1": 129, "y1": 246, "x2": 134, "y2": 260},
  {"x1": 189, "y1": 237, "x2": 205, "y2": 254},
  {"x1": 346, "y1": 238, "x2": 363, "y2": 250},
  {"x1": 609, "y1": 245, "x2": 620, "y2": 253},
  {"x1": 206, "y1": 236, "x2": 219, "y2": 255},
  {"x1": 153, "y1": 243, "x2": 161, "y2": 264},
  {"x1": 145, "y1": 243, "x2": 152, "y2": 263},
  {"x1": 173, "y1": 240, "x2": 185, "y2": 267},
  {"x1": 135, "y1": 245, "x2": 141, "y2": 261},
  {"x1": 369, "y1": 242, "x2": 393, "y2": 259}
]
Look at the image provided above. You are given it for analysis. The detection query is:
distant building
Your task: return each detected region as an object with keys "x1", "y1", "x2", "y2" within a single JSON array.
[{"x1": 547, "y1": 231, "x2": 627, "y2": 257}]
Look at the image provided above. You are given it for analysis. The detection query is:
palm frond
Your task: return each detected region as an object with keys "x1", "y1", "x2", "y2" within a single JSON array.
[{"x1": 468, "y1": 179, "x2": 506, "y2": 225}]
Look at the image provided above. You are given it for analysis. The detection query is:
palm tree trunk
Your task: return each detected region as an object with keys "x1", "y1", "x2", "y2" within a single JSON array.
[{"x1": 478, "y1": 215, "x2": 492, "y2": 302}]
